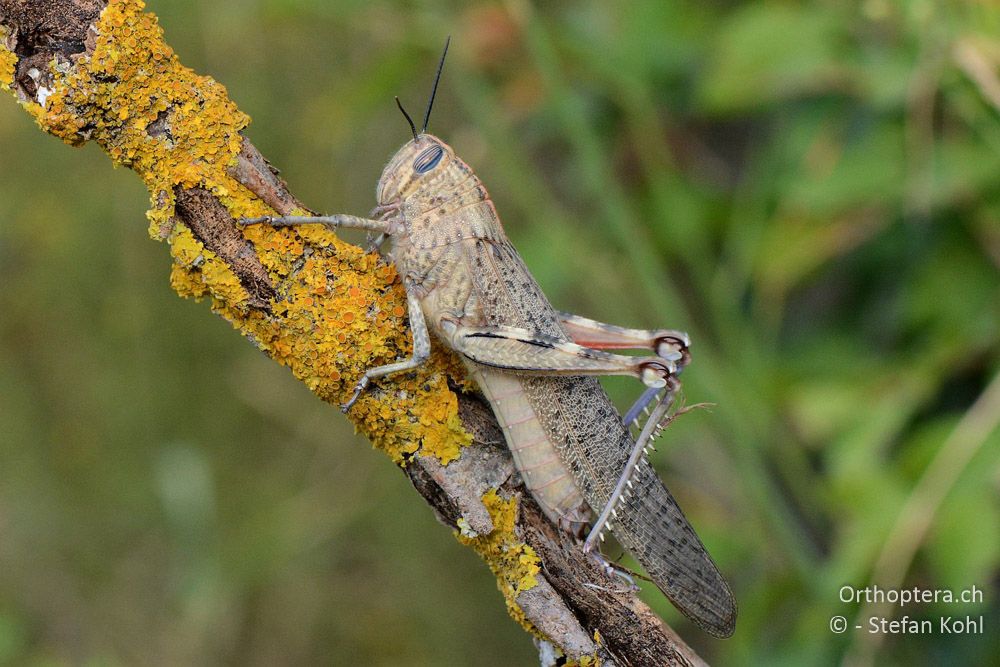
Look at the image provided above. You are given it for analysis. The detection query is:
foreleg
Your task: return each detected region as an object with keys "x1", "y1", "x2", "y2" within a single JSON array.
[{"x1": 240, "y1": 214, "x2": 395, "y2": 236}]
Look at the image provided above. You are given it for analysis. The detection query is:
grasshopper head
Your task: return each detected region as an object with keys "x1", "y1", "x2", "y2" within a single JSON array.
[
  {"x1": 376, "y1": 39, "x2": 470, "y2": 211},
  {"x1": 376, "y1": 134, "x2": 473, "y2": 207}
]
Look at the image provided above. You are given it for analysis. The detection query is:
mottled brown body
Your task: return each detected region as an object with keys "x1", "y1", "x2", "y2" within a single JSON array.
[
  {"x1": 244, "y1": 131, "x2": 736, "y2": 637},
  {"x1": 374, "y1": 135, "x2": 736, "y2": 637}
]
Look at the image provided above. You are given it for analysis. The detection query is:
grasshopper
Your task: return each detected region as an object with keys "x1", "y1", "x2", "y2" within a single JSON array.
[{"x1": 242, "y1": 40, "x2": 736, "y2": 638}]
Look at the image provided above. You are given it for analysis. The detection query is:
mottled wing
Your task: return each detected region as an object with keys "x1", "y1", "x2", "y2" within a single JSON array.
[{"x1": 464, "y1": 238, "x2": 736, "y2": 637}]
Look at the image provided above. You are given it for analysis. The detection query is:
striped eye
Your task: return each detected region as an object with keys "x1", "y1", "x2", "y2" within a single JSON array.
[{"x1": 413, "y1": 145, "x2": 445, "y2": 174}]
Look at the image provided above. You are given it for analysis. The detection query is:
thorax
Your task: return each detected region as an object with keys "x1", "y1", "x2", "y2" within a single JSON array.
[
  {"x1": 392, "y1": 180, "x2": 504, "y2": 253},
  {"x1": 386, "y1": 184, "x2": 505, "y2": 327}
]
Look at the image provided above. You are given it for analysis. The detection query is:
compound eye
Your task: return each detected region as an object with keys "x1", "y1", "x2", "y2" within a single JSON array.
[{"x1": 413, "y1": 144, "x2": 444, "y2": 174}]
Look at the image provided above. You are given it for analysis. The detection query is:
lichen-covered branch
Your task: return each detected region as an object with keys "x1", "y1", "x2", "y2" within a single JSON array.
[{"x1": 0, "y1": 2, "x2": 707, "y2": 664}]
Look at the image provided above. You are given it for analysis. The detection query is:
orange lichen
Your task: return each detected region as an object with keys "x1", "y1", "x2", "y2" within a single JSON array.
[
  {"x1": 0, "y1": 28, "x2": 15, "y2": 89},
  {"x1": 457, "y1": 490, "x2": 543, "y2": 636},
  {"x1": 1, "y1": 0, "x2": 564, "y2": 647},
  {"x1": 2, "y1": 0, "x2": 473, "y2": 469},
  {"x1": 21, "y1": 1, "x2": 251, "y2": 239}
]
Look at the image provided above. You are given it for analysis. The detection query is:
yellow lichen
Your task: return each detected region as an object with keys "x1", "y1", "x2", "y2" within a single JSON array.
[
  {"x1": 0, "y1": 27, "x2": 15, "y2": 89},
  {"x1": 457, "y1": 490, "x2": 543, "y2": 636},
  {"x1": 3, "y1": 0, "x2": 472, "y2": 468},
  {"x1": 565, "y1": 634, "x2": 602, "y2": 667}
]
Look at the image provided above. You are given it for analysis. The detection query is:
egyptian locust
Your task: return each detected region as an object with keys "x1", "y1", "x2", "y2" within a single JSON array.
[{"x1": 242, "y1": 41, "x2": 736, "y2": 638}]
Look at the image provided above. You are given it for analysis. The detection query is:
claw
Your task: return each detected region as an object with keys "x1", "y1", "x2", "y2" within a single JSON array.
[
  {"x1": 585, "y1": 550, "x2": 640, "y2": 593},
  {"x1": 340, "y1": 376, "x2": 370, "y2": 413}
]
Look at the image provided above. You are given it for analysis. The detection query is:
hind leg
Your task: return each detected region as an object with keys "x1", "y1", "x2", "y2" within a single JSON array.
[{"x1": 583, "y1": 377, "x2": 680, "y2": 555}]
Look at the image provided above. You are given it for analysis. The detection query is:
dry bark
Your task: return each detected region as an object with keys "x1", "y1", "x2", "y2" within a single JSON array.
[{"x1": 0, "y1": 2, "x2": 710, "y2": 664}]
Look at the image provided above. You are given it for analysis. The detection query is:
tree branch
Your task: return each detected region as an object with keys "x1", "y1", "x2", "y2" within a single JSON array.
[{"x1": 0, "y1": 1, "x2": 707, "y2": 664}]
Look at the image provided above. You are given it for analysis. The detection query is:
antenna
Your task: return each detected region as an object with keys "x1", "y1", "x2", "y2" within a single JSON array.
[
  {"x1": 395, "y1": 96, "x2": 417, "y2": 141},
  {"x1": 421, "y1": 36, "x2": 451, "y2": 135}
]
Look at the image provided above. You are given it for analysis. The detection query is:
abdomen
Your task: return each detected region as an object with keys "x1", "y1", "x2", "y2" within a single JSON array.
[{"x1": 465, "y1": 364, "x2": 591, "y2": 533}]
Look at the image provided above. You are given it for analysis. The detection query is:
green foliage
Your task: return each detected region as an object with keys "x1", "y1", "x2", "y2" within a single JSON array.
[{"x1": 1, "y1": 1, "x2": 998, "y2": 664}]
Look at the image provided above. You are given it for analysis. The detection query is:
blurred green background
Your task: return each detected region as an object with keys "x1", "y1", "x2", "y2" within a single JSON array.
[{"x1": 2, "y1": 1, "x2": 999, "y2": 665}]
